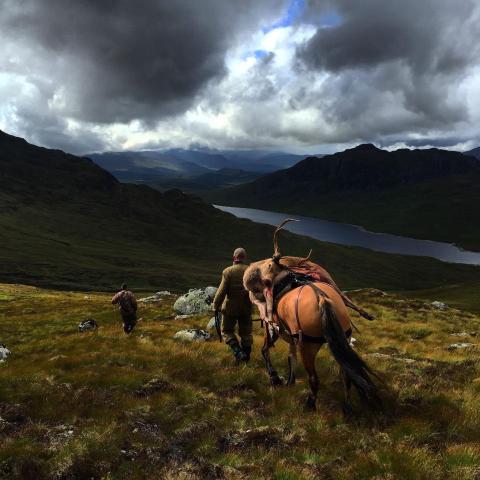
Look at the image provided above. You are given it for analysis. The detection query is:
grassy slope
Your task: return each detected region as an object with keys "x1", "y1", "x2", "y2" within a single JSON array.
[
  {"x1": 2, "y1": 284, "x2": 480, "y2": 479},
  {"x1": 2, "y1": 198, "x2": 480, "y2": 297}
]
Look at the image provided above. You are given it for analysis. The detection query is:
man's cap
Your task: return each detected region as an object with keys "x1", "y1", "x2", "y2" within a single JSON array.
[
  {"x1": 121, "y1": 283, "x2": 127, "y2": 290},
  {"x1": 233, "y1": 247, "x2": 247, "y2": 259}
]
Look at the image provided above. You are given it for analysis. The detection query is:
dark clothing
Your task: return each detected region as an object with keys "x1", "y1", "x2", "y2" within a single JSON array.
[
  {"x1": 222, "y1": 314, "x2": 253, "y2": 347},
  {"x1": 122, "y1": 313, "x2": 137, "y2": 334},
  {"x1": 112, "y1": 289, "x2": 138, "y2": 334},
  {"x1": 112, "y1": 290, "x2": 137, "y2": 316}
]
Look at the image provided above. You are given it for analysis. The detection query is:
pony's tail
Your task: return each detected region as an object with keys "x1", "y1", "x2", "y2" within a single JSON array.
[{"x1": 320, "y1": 297, "x2": 382, "y2": 409}]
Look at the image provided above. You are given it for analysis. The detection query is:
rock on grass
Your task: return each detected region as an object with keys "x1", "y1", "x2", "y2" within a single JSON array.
[
  {"x1": 447, "y1": 342, "x2": 476, "y2": 351},
  {"x1": 173, "y1": 329, "x2": 212, "y2": 342},
  {"x1": 78, "y1": 318, "x2": 98, "y2": 332},
  {"x1": 0, "y1": 344, "x2": 10, "y2": 362},
  {"x1": 173, "y1": 287, "x2": 217, "y2": 315}
]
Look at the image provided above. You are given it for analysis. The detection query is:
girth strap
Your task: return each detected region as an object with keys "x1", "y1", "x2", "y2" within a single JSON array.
[
  {"x1": 294, "y1": 285, "x2": 306, "y2": 344},
  {"x1": 293, "y1": 282, "x2": 329, "y2": 346}
]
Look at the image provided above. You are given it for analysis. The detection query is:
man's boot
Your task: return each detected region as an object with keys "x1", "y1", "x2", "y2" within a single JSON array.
[
  {"x1": 227, "y1": 339, "x2": 247, "y2": 363},
  {"x1": 242, "y1": 345, "x2": 252, "y2": 363}
]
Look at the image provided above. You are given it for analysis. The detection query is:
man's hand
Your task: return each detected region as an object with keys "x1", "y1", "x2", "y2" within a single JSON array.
[{"x1": 211, "y1": 304, "x2": 217, "y2": 312}]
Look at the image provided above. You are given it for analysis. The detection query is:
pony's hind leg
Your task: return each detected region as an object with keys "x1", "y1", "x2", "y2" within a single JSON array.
[
  {"x1": 262, "y1": 324, "x2": 283, "y2": 386},
  {"x1": 287, "y1": 341, "x2": 297, "y2": 386},
  {"x1": 300, "y1": 343, "x2": 322, "y2": 410},
  {"x1": 341, "y1": 369, "x2": 353, "y2": 418}
]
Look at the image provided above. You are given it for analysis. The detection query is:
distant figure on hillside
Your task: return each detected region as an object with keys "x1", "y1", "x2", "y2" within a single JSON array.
[
  {"x1": 213, "y1": 248, "x2": 253, "y2": 363},
  {"x1": 112, "y1": 284, "x2": 138, "y2": 334}
]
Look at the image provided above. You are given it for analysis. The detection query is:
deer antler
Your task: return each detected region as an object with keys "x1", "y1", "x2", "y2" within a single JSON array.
[
  {"x1": 273, "y1": 218, "x2": 299, "y2": 261},
  {"x1": 299, "y1": 249, "x2": 313, "y2": 264}
]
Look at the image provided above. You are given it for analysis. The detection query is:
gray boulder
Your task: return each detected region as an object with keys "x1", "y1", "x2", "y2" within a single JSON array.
[
  {"x1": 138, "y1": 291, "x2": 172, "y2": 304},
  {"x1": 173, "y1": 287, "x2": 217, "y2": 315},
  {"x1": 431, "y1": 301, "x2": 448, "y2": 310},
  {"x1": 0, "y1": 344, "x2": 10, "y2": 362},
  {"x1": 173, "y1": 329, "x2": 212, "y2": 342}
]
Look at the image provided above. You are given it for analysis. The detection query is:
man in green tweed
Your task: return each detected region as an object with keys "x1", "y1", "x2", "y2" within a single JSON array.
[{"x1": 213, "y1": 247, "x2": 253, "y2": 363}]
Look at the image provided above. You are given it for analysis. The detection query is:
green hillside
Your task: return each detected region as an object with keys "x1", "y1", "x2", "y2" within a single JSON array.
[
  {"x1": 205, "y1": 145, "x2": 480, "y2": 251},
  {"x1": 0, "y1": 130, "x2": 479, "y2": 299}
]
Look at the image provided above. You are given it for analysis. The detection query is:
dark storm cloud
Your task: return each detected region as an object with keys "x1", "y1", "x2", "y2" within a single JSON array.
[
  {"x1": 0, "y1": 0, "x2": 282, "y2": 124},
  {"x1": 301, "y1": 0, "x2": 478, "y2": 74},
  {"x1": 298, "y1": 0, "x2": 480, "y2": 134}
]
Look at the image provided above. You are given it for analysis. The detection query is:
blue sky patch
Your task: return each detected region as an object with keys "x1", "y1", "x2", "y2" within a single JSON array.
[
  {"x1": 321, "y1": 10, "x2": 343, "y2": 27},
  {"x1": 262, "y1": 0, "x2": 306, "y2": 33}
]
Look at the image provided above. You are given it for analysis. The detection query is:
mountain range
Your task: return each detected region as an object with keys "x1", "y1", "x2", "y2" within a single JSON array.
[
  {"x1": 1, "y1": 129, "x2": 478, "y2": 292},
  {"x1": 89, "y1": 148, "x2": 308, "y2": 182},
  {"x1": 466, "y1": 146, "x2": 480, "y2": 160},
  {"x1": 205, "y1": 144, "x2": 480, "y2": 250}
]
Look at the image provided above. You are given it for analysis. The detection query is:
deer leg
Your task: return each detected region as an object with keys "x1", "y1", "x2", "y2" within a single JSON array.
[
  {"x1": 262, "y1": 324, "x2": 283, "y2": 386},
  {"x1": 287, "y1": 341, "x2": 297, "y2": 386},
  {"x1": 341, "y1": 293, "x2": 375, "y2": 321},
  {"x1": 300, "y1": 343, "x2": 321, "y2": 410}
]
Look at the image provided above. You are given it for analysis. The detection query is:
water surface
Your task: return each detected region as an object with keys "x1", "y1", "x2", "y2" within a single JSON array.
[{"x1": 215, "y1": 205, "x2": 480, "y2": 265}]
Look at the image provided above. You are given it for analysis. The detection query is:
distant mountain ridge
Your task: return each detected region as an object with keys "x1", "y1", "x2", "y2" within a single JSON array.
[
  {"x1": 466, "y1": 146, "x2": 480, "y2": 160},
  {"x1": 206, "y1": 144, "x2": 480, "y2": 250},
  {"x1": 88, "y1": 148, "x2": 308, "y2": 182},
  {"x1": 252, "y1": 144, "x2": 480, "y2": 191}
]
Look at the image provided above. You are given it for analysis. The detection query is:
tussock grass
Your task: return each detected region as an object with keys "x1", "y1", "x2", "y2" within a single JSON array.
[{"x1": 1, "y1": 284, "x2": 480, "y2": 478}]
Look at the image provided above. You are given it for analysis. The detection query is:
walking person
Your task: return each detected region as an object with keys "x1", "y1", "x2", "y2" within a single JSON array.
[
  {"x1": 213, "y1": 248, "x2": 253, "y2": 363},
  {"x1": 112, "y1": 284, "x2": 138, "y2": 334}
]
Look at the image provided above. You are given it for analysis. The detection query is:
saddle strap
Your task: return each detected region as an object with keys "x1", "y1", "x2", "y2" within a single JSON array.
[{"x1": 294, "y1": 284, "x2": 307, "y2": 343}]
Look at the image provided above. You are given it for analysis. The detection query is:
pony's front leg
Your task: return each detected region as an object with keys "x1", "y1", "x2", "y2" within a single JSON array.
[{"x1": 261, "y1": 323, "x2": 283, "y2": 386}]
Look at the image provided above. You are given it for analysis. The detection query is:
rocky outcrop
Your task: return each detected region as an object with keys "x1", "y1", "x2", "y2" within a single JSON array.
[
  {"x1": 173, "y1": 329, "x2": 212, "y2": 342},
  {"x1": 138, "y1": 291, "x2": 172, "y2": 303},
  {"x1": 173, "y1": 287, "x2": 217, "y2": 315},
  {"x1": 431, "y1": 301, "x2": 448, "y2": 310}
]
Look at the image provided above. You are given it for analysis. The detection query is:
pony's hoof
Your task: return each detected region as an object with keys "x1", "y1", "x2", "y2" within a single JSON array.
[
  {"x1": 364, "y1": 312, "x2": 375, "y2": 321},
  {"x1": 305, "y1": 396, "x2": 316, "y2": 411},
  {"x1": 287, "y1": 376, "x2": 296, "y2": 387},
  {"x1": 270, "y1": 375, "x2": 284, "y2": 387}
]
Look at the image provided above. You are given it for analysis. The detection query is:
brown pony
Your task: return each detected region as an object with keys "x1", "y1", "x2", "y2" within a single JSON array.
[{"x1": 262, "y1": 280, "x2": 381, "y2": 414}]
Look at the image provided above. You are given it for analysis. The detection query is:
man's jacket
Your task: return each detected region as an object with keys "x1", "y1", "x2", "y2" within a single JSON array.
[
  {"x1": 112, "y1": 290, "x2": 137, "y2": 316},
  {"x1": 213, "y1": 263, "x2": 252, "y2": 316}
]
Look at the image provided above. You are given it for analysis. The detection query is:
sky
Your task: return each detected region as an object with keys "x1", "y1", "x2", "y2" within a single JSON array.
[{"x1": 1, "y1": 0, "x2": 480, "y2": 155}]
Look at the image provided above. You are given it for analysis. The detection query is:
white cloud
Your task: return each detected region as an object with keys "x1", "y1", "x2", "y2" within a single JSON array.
[{"x1": 0, "y1": 0, "x2": 479, "y2": 155}]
